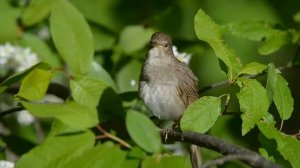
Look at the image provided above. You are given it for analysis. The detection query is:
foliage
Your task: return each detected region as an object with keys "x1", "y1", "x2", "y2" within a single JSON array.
[{"x1": 0, "y1": 0, "x2": 299, "y2": 167}]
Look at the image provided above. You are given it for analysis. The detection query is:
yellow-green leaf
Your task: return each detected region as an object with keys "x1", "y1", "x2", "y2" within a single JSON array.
[
  {"x1": 17, "y1": 68, "x2": 52, "y2": 100},
  {"x1": 180, "y1": 96, "x2": 221, "y2": 133},
  {"x1": 237, "y1": 78, "x2": 269, "y2": 135},
  {"x1": 50, "y1": 0, "x2": 93, "y2": 74}
]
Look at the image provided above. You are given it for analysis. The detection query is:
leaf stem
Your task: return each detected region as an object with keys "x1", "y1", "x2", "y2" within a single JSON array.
[
  {"x1": 279, "y1": 120, "x2": 284, "y2": 131},
  {"x1": 96, "y1": 125, "x2": 132, "y2": 149}
]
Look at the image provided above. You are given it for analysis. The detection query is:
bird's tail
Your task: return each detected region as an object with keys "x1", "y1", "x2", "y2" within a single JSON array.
[{"x1": 189, "y1": 144, "x2": 201, "y2": 168}]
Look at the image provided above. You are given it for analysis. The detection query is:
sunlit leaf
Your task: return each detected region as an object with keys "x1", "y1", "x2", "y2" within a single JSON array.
[
  {"x1": 58, "y1": 142, "x2": 126, "y2": 168},
  {"x1": 50, "y1": 0, "x2": 93, "y2": 74},
  {"x1": 223, "y1": 21, "x2": 276, "y2": 41},
  {"x1": 194, "y1": 9, "x2": 242, "y2": 80},
  {"x1": 180, "y1": 96, "x2": 221, "y2": 133},
  {"x1": 238, "y1": 62, "x2": 266, "y2": 76},
  {"x1": 266, "y1": 63, "x2": 277, "y2": 104},
  {"x1": 0, "y1": 63, "x2": 50, "y2": 93},
  {"x1": 273, "y1": 74, "x2": 294, "y2": 120},
  {"x1": 22, "y1": 0, "x2": 57, "y2": 26},
  {"x1": 17, "y1": 68, "x2": 53, "y2": 100},
  {"x1": 258, "y1": 31, "x2": 291, "y2": 55},
  {"x1": 20, "y1": 33, "x2": 61, "y2": 67},
  {"x1": 119, "y1": 25, "x2": 153, "y2": 54},
  {"x1": 257, "y1": 122, "x2": 300, "y2": 168},
  {"x1": 142, "y1": 155, "x2": 192, "y2": 168},
  {"x1": 0, "y1": 1, "x2": 19, "y2": 42},
  {"x1": 70, "y1": 76, "x2": 107, "y2": 108},
  {"x1": 15, "y1": 131, "x2": 95, "y2": 168},
  {"x1": 70, "y1": 0, "x2": 122, "y2": 32},
  {"x1": 294, "y1": 12, "x2": 300, "y2": 22},
  {"x1": 266, "y1": 64, "x2": 294, "y2": 120},
  {"x1": 87, "y1": 61, "x2": 117, "y2": 91},
  {"x1": 236, "y1": 78, "x2": 269, "y2": 135},
  {"x1": 126, "y1": 110, "x2": 161, "y2": 153},
  {"x1": 116, "y1": 60, "x2": 142, "y2": 93},
  {"x1": 22, "y1": 101, "x2": 98, "y2": 129},
  {"x1": 91, "y1": 26, "x2": 116, "y2": 51}
]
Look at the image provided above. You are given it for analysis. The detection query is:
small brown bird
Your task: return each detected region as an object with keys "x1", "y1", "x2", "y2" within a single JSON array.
[{"x1": 139, "y1": 32, "x2": 200, "y2": 168}]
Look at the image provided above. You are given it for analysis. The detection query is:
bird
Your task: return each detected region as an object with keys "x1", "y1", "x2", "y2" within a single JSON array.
[{"x1": 139, "y1": 32, "x2": 201, "y2": 168}]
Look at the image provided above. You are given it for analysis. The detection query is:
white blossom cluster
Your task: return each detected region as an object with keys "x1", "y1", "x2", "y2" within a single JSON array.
[
  {"x1": 172, "y1": 45, "x2": 192, "y2": 65},
  {"x1": 0, "y1": 160, "x2": 14, "y2": 168},
  {"x1": 0, "y1": 43, "x2": 39, "y2": 72}
]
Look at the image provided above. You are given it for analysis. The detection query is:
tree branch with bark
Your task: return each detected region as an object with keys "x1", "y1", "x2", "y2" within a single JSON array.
[{"x1": 161, "y1": 129, "x2": 282, "y2": 168}]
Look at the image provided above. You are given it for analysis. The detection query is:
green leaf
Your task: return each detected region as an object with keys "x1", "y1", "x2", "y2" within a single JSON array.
[
  {"x1": 223, "y1": 21, "x2": 277, "y2": 41},
  {"x1": 180, "y1": 96, "x2": 221, "y2": 133},
  {"x1": 194, "y1": 9, "x2": 242, "y2": 80},
  {"x1": 48, "y1": 119, "x2": 81, "y2": 137},
  {"x1": 50, "y1": 0, "x2": 93, "y2": 74},
  {"x1": 119, "y1": 25, "x2": 154, "y2": 54},
  {"x1": 22, "y1": 101, "x2": 98, "y2": 129},
  {"x1": 15, "y1": 131, "x2": 95, "y2": 168},
  {"x1": 121, "y1": 159, "x2": 140, "y2": 168},
  {"x1": 126, "y1": 110, "x2": 161, "y2": 153},
  {"x1": 17, "y1": 68, "x2": 53, "y2": 101},
  {"x1": 91, "y1": 25, "x2": 116, "y2": 51},
  {"x1": 128, "y1": 146, "x2": 147, "y2": 159},
  {"x1": 87, "y1": 61, "x2": 117, "y2": 91},
  {"x1": 70, "y1": 0, "x2": 123, "y2": 32},
  {"x1": 58, "y1": 142, "x2": 126, "y2": 168},
  {"x1": 257, "y1": 122, "x2": 300, "y2": 168},
  {"x1": 116, "y1": 60, "x2": 142, "y2": 93},
  {"x1": 259, "y1": 148, "x2": 275, "y2": 161},
  {"x1": 20, "y1": 33, "x2": 61, "y2": 67},
  {"x1": 266, "y1": 63, "x2": 294, "y2": 120},
  {"x1": 0, "y1": 1, "x2": 19, "y2": 42},
  {"x1": 238, "y1": 62, "x2": 266, "y2": 76},
  {"x1": 70, "y1": 76, "x2": 107, "y2": 108},
  {"x1": 236, "y1": 78, "x2": 269, "y2": 135},
  {"x1": 273, "y1": 74, "x2": 294, "y2": 120},
  {"x1": 266, "y1": 63, "x2": 277, "y2": 105},
  {"x1": 142, "y1": 155, "x2": 192, "y2": 168},
  {"x1": 0, "y1": 62, "x2": 50, "y2": 93},
  {"x1": 294, "y1": 12, "x2": 300, "y2": 22},
  {"x1": 258, "y1": 31, "x2": 291, "y2": 55},
  {"x1": 21, "y1": 0, "x2": 57, "y2": 26}
]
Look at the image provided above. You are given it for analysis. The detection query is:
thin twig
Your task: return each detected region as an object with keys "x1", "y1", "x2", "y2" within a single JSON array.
[
  {"x1": 0, "y1": 107, "x2": 24, "y2": 117},
  {"x1": 96, "y1": 125, "x2": 132, "y2": 149},
  {"x1": 279, "y1": 120, "x2": 284, "y2": 132},
  {"x1": 33, "y1": 118, "x2": 45, "y2": 143},
  {"x1": 198, "y1": 63, "x2": 300, "y2": 94},
  {"x1": 161, "y1": 129, "x2": 282, "y2": 168},
  {"x1": 202, "y1": 154, "x2": 257, "y2": 168}
]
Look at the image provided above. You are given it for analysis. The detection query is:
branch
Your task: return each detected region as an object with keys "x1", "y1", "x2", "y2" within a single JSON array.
[
  {"x1": 198, "y1": 63, "x2": 300, "y2": 94},
  {"x1": 96, "y1": 125, "x2": 132, "y2": 149},
  {"x1": 161, "y1": 129, "x2": 282, "y2": 168},
  {"x1": 0, "y1": 107, "x2": 24, "y2": 117},
  {"x1": 202, "y1": 154, "x2": 258, "y2": 168}
]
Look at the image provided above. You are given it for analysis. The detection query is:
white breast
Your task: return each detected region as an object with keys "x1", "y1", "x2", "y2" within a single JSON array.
[{"x1": 139, "y1": 81, "x2": 186, "y2": 120}]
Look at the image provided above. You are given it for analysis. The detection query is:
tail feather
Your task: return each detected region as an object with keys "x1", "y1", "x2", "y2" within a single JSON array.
[{"x1": 189, "y1": 144, "x2": 201, "y2": 168}]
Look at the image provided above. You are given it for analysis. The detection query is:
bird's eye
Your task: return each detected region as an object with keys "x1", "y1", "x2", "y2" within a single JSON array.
[{"x1": 164, "y1": 44, "x2": 168, "y2": 48}]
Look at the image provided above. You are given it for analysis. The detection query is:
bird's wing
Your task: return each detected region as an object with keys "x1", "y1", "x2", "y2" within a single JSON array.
[{"x1": 174, "y1": 62, "x2": 199, "y2": 108}]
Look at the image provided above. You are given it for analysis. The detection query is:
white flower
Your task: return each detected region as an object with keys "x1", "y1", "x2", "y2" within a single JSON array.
[
  {"x1": 0, "y1": 160, "x2": 14, "y2": 168},
  {"x1": 172, "y1": 45, "x2": 192, "y2": 65},
  {"x1": 130, "y1": 79, "x2": 137, "y2": 87},
  {"x1": 17, "y1": 110, "x2": 35, "y2": 126},
  {"x1": 38, "y1": 27, "x2": 50, "y2": 40},
  {"x1": 0, "y1": 43, "x2": 39, "y2": 73}
]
